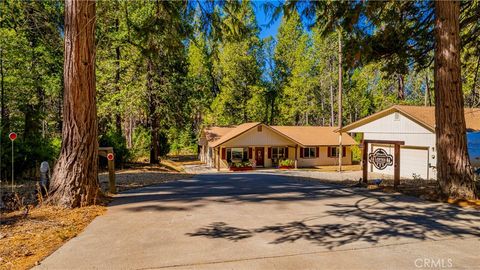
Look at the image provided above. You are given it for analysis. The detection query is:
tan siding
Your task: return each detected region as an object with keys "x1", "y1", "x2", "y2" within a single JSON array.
[{"x1": 223, "y1": 125, "x2": 294, "y2": 147}]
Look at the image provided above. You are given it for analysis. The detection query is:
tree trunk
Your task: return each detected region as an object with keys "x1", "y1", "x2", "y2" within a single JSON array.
[
  {"x1": 114, "y1": 17, "x2": 122, "y2": 133},
  {"x1": 470, "y1": 54, "x2": 480, "y2": 107},
  {"x1": 425, "y1": 73, "x2": 432, "y2": 106},
  {"x1": 397, "y1": 74, "x2": 405, "y2": 100},
  {"x1": 146, "y1": 58, "x2": 159, "y2": 164},
  {"x1": 48, "y1": 0, "x2": 100, "y2": 207},
  {"x1": 434, "y1": 0, "x2": 477, "y2": 200},
  {"x1": 330, "y1": 84, "x2": 334, "y2": 126}
]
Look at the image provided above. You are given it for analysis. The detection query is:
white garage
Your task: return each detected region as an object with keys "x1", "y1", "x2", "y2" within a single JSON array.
[
  {"x1": 369, "y1": 145, "x2": 430, "y2": 179},
  {"x1": 340, "y1": 105, "x2": 480, "y2": 180}
]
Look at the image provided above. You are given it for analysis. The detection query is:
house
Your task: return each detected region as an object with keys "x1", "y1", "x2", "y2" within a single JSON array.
[
  {"x1": 338, "y1": 105, "x2": 480, "y2": 180},
  {"x1": 198, "y1": 122, "x2": 357, "y2": 170}
]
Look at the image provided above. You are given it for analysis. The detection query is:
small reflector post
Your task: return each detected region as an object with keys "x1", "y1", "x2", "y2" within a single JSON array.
[{"x1": 9, "y1": 132, "x2": 17, "y2": 141}]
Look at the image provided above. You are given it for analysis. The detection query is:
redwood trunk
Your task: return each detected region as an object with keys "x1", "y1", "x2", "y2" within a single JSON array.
[
  {"x1": 434, "y1": 0, "x2": 476, "y2": 200},
  {"x1": 48, "y1": 0, "x2": 100, "y2": 207}
]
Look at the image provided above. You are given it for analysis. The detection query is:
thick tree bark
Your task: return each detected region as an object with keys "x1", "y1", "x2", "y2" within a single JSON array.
[
  {"x1": 434, "y1": 0, "x2": 477, "y2": 200},
  {"x1": 48, "y1": 0, "x2": 100, "y2": 207}
]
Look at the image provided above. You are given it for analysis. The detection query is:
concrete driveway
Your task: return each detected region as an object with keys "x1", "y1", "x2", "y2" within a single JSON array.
[{"x1": 38, "y1": 173, "x2": 480, "y2": 270}]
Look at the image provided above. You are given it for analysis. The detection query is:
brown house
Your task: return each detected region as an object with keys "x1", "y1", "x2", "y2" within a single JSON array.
[{"x1": 198, "y1": 122, "x2": 357, "y2": 170}]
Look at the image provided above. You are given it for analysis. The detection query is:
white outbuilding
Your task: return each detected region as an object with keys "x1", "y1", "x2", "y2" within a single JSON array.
[{"x1": 339, "y1": 105, "x2": 480, "y2": 180}]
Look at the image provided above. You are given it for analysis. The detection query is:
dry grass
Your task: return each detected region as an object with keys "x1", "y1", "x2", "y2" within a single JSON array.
[
  {"x1": 1, "y1": 162, "x2": 191, "y2": 270},
  {"x1": 0, "y1": 205, "x2": 105, "y2": 270}
]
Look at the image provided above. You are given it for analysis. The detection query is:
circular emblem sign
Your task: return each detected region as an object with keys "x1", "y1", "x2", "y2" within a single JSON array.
[
  {"x1": 9, "y1": 132, "x2": 17, "y2": 141},
  {"x1": 107, "y1": 153, "x2": 115, "y2": 161},
  {"x1": 368, "y1": 148, "x2": 393, "y2": 170}
]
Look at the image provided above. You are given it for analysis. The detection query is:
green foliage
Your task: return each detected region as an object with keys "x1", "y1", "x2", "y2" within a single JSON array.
[
  {"x1": 231, "y1": 161, "x2": 252, "y2": 168},
  {"x1": 129, "y1": 126, "x2": 151, "y2": 162},
  {"x1": 168, "y1": 128, "x2": 196, "y2": 155},
  {"x1": 279, "y1": 159, "x2": 294, "y2": 167},
  {"x1": 99, "y1": 129, "x2": 130, "y2": 165}
]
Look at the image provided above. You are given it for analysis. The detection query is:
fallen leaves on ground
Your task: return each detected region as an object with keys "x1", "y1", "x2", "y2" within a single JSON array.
[{"x1": 0, "y1": 205, "x2": 105, "y2": 270}]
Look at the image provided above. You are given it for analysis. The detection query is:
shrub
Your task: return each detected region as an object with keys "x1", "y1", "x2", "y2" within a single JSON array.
[
  {"x1": 231, "y1": 161, "x2": 252, "y2": 168},
  {"x1": 130, "y1": 126, "x2": 150, "y2": 162},
  {"x1": 279, "y1": 159, "x2": 294, "y2": 167},
  {"x1": 99, "y1": 129, "x2": 130, "y2": 166}
]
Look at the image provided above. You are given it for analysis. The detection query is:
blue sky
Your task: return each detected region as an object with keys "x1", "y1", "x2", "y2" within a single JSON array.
[{"x1": 253, "y1": 1, "x2": 282, "y2": 39}]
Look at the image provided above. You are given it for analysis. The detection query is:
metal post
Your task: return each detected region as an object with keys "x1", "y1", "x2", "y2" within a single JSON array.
[
  {"x1": 338, "y1": 29, "x2": 343, "y2": 172},
  {"x1": 11, "y1": 139, "x2": 13, "y2": 192},
  {"x1": 108, "y1": 157, "x2": 116, "y2": 194}
]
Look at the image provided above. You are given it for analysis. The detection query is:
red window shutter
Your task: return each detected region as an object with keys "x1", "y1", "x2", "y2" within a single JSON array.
[
  {"x1": 284, "y1": 147, "x2": 288, "y2": 158},
  {"x1": 343, "y1": 146, "x2": 346, "y2": 157},
  {"x1": 221, "y1": 148, "x2": 226, "y2": 160},
  {"x1": 268, "y1": 147, "x2": 272, "y2": 158},
  {"x1": 316, "y1": 147, "x2": 319, "y2": 158},
  {"x1": 327, "y1": 147, "x2": 331, "y2": 157},
  {"x1": 300, "y1": 147, "x2": 304, "y2": 158},
  {"x1": 248, "y1": 147, "x2": 252, "y2": 159}
]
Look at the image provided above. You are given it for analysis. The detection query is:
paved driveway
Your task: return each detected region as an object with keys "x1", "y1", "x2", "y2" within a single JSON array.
[{"x1": 38, "y1": 173, "x2": 480, "y2": 270}]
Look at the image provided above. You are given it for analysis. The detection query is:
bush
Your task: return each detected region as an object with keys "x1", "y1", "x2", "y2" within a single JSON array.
[
  {"x1": 279, "y1": 159, "x2": 294, "y2": 167},
  {"x1": 1, "y1": 134, "x2": 61, "y2": 180},
  {"x1": 350, "y1": 144, "x2": 362, "y2": 163},
  {"x1": 99, "y1": 129, "x2": 130, "y2": 166},
  {"x1": 130, "y1": 126, "x2": 150, "y2": 162},
  {"x1": 231, "y1": 161, "x2": 252, "y2": 168}
]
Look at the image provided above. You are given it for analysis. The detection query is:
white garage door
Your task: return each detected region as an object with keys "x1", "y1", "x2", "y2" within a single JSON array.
[
  {"x1": 370, "y1": 145, "x2": 429, "y2": 179},
  {"x1": 400, "y1": 148, "x2": 429, "y2": 179}
]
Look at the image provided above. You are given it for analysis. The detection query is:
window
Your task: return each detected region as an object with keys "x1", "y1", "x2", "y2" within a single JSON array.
[
  {"x1": 231, "y1": 148, "x2": 244, "y2": 160},
  {"x1": 303, "y1": 147, "x2": 316, "y2": 158},
  {"x1": 272, "y1": 147, "x2": 286, "y2": 160},
  {"x1": 329, "y1": 147, "x2": 337, "y2": 157},
  {"x1": 394, "y1": 112, "x2": 400, "y2": 121},
  {"x1": 328, "y1": 146, "x2": 346, "y2": 158},
  {"x1": 257, "y1": 125, "x2": 262, "y2": 132},
  {"x1": 227, "y1": 147, "x2": 248, "y2": 163}
]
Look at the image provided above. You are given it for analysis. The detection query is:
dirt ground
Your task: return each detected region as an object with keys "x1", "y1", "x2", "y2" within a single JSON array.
[{"x1": 1, "y1": 161, "x2": 192, "y2": 270}]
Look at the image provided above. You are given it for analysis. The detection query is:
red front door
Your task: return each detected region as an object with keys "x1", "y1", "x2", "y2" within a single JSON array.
[{"x1": 256, "y1": 148, "x2": 264, "y2": 167}]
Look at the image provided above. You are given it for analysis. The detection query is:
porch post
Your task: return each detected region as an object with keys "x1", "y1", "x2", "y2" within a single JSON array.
[
  {"x1": 294, "y1": 145, "x2": 298, "y2": 169},
  {"x1": 362, "y1": 140, "x2": 368, "y2": 184},
  {"x1": 394, "y1": 144, "x2": 400, "y2": 187},
  {"x1": 216, "y1": 147, "x2": 220, "y2": 171}
]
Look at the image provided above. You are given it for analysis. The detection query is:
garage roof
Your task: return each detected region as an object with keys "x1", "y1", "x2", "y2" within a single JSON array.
[{"x1": 339, "y1": 105, "x2": 480, "y2": 133}]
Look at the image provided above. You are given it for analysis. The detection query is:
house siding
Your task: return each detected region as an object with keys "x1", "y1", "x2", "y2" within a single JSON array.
[{"x1": 349, "y1": 112, "x2": 436, "y2": 180}]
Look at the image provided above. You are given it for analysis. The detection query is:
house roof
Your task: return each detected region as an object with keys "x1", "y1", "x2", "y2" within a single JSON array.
[
  {"x1": 339, "y1": 105, "x2": 480, "y2": 133},
  {"x1": 206, "y1": 123, "x2": 357, "y2": 148},
  {"x1": 203, "y1": 126, "x2": 236, "y2": 143},
  {"x1": 270, "y1": 126, "x2": 357, "y2": 146},
  {"x1": 209, "y1": 122, "x2": 261, "y2": 147}
]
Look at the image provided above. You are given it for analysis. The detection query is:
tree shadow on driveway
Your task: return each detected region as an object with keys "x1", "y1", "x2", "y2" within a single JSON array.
[
  {"x1": 186, "y1": 195, "x2": 480, "y2": 249},
  {"x1": 112, "y1": 173, "x2": 357, "y2": 213}
]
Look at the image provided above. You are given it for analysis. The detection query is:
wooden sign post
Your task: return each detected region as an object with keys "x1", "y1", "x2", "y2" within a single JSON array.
[
  {"x1": 362, "y1": 139, "x2": 405, "y2": 188},
  {"x1": 9, "y1": 132, "x2": 17, "y2": 192},
  {"x1": 98, "y1": 147, "x2": 116, "y2": 194}
]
